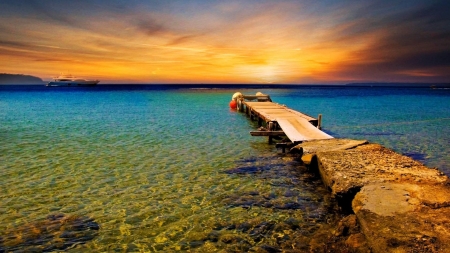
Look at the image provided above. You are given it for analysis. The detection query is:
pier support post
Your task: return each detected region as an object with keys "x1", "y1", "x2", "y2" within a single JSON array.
[
  {"x1": 317, "y1": 114, "x2": 322, "y2": 129},
  {"x1": 237, "y1": 99, "x2": 243, "y2": 112},
  {"x1": 276, "y1": 143, "x2": 287, "y2": 153}
]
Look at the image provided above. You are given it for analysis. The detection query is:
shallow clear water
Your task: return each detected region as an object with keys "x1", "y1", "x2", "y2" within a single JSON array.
[{"x1": 1, "y1": 85, "x2": 449, "y2": 252}]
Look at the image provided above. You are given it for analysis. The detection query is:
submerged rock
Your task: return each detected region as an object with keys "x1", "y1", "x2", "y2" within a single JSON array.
[
  {"x1": 184, "y1": 215, "x2": 371, "y2": 252},
  {"x1": 0, "y1": 213, "x2": 99, "y2": 252},
  {"x1": 222, "y1": 191, "x2": 308, "y2": 210},
  {"x1": 215, "y1": 152, "x2": 369, "y2": 252}
]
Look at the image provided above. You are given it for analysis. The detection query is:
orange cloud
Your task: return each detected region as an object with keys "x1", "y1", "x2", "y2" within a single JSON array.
[{"x1": 0, "y1": 1, "x2": 449, "y2": 83}]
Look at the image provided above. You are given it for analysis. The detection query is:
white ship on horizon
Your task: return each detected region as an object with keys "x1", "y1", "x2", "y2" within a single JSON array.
[{"x1": 46, "y1": 74, "x2": 99, "y2": 87}]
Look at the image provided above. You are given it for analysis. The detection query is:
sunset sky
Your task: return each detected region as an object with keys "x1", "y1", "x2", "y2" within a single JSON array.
[{"x1": 1, "y1": 0, "x2": 449, "y2": 84}]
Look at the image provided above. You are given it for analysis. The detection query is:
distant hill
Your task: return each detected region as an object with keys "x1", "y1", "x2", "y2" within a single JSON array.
[
  {"x1": 0, "y1": 73, "x2": 44, "y2": 84},
  {"x1": 346, "y1": 82, "x2": 450, "y2": 88}
]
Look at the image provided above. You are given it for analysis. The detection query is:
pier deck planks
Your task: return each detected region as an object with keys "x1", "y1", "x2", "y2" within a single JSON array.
[
  {"x1": 277, "y1": 118, "x2": 333, "y2": 142},
  {"x1": 243, "y1": 101, "x2": 333, "y2": 142}
]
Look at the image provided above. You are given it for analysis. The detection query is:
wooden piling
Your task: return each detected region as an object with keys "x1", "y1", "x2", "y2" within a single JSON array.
[{"x1": 318, "y1": 114, "x2": 322, "y2": 129}]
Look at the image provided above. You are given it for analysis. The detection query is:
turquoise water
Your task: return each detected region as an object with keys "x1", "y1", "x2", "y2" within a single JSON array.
[
  {"x1": 1, "y1": 85, "x2": 449, "y2": 252},
  {"x1": 267, "y1": 87, "x2": 450, "y2": 172}
]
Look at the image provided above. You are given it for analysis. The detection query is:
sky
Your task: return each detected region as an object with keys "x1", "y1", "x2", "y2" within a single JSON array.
[{"x1": 0, "y1": 0, "x2": 449, "y2": 84}]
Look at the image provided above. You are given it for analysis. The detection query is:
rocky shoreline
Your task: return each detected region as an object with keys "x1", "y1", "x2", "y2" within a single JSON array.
[{"x1": 292, "y1": 139, "x2": 450, "y2": 252}]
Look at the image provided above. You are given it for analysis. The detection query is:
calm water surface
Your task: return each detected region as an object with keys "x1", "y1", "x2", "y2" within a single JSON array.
[{"x1": 1, "y1": 85, "x2": 449, "y2": 252}]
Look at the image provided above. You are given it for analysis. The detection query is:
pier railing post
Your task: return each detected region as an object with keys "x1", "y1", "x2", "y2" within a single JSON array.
[
  {"x1": 237, "y1": 99, "x2": 244, "y2": 112},
  {"x1": 317, "y1": 114, "x2": 322, "y2": 129}
]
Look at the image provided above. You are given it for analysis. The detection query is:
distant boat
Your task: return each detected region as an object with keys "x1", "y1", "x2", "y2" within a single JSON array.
[{"x1": 46, "y1": 74, "x2": 99, "y2": 87}]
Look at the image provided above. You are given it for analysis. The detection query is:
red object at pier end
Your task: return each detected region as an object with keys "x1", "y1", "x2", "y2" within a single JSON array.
[{"x1": 229, "y1": 100, "x2": 237, "y2": 109}]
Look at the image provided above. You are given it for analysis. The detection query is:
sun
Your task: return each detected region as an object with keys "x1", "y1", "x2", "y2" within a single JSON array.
[{"x1": 236, "y1": 64, "x2": 287, "y2": 83}]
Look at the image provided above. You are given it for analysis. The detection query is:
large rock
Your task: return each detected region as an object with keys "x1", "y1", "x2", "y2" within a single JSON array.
[
  {"x1": 353, "y1": 182, "x2": 450, "y2": 252},
  {"x1": 293, "y1": 138, "x2": 450, "y2": 252},
  {"x1": 306, "y1": 141, "x2": 447, "y2": 197}
]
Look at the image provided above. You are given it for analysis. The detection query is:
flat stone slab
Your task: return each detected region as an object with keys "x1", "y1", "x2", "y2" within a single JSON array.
[
  {"x1": 295, "y1": 138, "x2": 367, "y2": 165},
  {"x1": 293, "y1": 138, "x2": 368, "y2": 155},
  {"x1": 353, "y1": 182, "x2": 450, "y2": 252},
  {"x1": 309, "y1": 142, "x2": 447, "y2": 196}
]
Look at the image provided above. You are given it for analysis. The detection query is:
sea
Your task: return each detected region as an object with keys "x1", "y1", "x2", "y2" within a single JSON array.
[{"x1": 1, "y1": 84, "x2": 449, "y2": 252}]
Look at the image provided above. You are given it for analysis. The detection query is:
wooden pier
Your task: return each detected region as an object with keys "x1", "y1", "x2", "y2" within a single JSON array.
[
  {"x1": 232, "y1": 92, "x2": 450, "y2": 252},
  {"x1": 234, "y1": 93, "x2": 333, "y2": 144}
]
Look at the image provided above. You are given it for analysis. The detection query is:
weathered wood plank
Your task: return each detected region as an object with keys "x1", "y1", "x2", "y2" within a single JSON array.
[
  {"x1": 242, "y1": 95, "x2": 272, "y2": 101},
  {"x1": 242, "y1": 99, "x2": 332, "y2": 142},
  {"x1": 276, "y1": 118, "x2": 333, "y2": 142}
]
